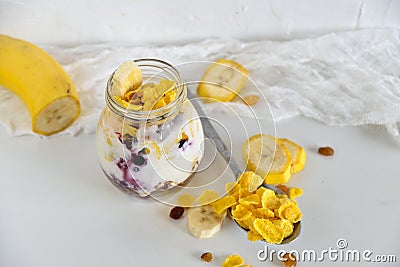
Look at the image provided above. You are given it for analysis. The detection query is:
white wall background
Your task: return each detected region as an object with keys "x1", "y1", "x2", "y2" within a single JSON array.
[{"x1": 0, "y1": 0, "x2": 399, "y2": 45}]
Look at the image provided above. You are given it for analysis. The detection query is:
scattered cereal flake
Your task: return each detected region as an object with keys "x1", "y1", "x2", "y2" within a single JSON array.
[
  {"x1": 197, "y1": 190, "x2": 219, "y2": 205},
  {"x1": 177, "y1": 194, "x2": 195, "y2": 207},
  {"x1": 239, "y1": 194, "x2": 260, "y2": 206},
  {"x1": 289, "y1": 187, "x2": 303, "y2": 200},
  {"x1": 231, "y1": 204, "x2": 252, "y2": 221},
  {"x1": 253, "y1": 218, "x2": 285, "y2": 244},
  {"x1": 211, "y1": 196, "x2": 237, "y2": 214},
  {"x1": 243, "y1": 95, "x2": 259, "y2": 106},
  {"x1": 222, "y1": 254, "x2": 244, "y2": 267}
]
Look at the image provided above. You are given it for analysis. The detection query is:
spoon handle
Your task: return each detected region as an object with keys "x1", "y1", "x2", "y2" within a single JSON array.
[{"x1": 186, "y1": 89, "x2": 242, "y2": 178}]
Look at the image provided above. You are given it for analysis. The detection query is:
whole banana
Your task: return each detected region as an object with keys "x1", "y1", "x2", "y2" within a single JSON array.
[{"x1": 0, "y1": 34, "x2": 80, "y2": 136}]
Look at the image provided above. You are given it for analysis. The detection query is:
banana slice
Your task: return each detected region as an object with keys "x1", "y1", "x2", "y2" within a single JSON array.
[
  {"x1": 278, "y1": 138, "x2": 306, "y2": 173},
  {"x1": 242, "y1": 134, "x2": 292, "y2": 184},
  {"x1": 112, "y1": 60, "x2": 142, "y2": 97},
  {"x1": 197, "y1": 59, "x2": 248, "y2": 102},
  {"x1": 187, "y1": 204, "x2": 226, "y2": 238}
]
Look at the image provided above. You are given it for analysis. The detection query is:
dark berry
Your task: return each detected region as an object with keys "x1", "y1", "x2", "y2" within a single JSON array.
[
  {"x1": 178, "y1": 138, "x2": 188, "y2": 148},
  {"x1": 133, "y1": 155, "x2": 145, "y2": 166}
]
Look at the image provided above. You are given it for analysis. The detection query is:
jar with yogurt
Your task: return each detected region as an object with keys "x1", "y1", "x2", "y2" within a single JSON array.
[{"x1": 96, "y1": 59, "x2": 204, "y2": 197}]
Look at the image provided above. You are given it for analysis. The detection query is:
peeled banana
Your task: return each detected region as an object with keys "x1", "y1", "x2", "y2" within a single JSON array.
[
  {"x1": 187, "y1": 205, "x2": 226, "y2": 238},
  {"x1": 0, "y1": 34, "x2": 80, "y2": 136},
  {"x1": 197, "y1": 59, "x2": 248, "y2": 102}
]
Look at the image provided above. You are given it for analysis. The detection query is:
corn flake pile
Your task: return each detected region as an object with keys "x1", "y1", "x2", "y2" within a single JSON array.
[
  {"x1": 114, "y1": 78, "x2": 177, "y2": 111},
  {"x1": 211, "y1": 171, "x2": 303, "y2": 244}
]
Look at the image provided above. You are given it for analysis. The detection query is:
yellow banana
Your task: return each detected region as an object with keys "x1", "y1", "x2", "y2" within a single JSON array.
[{"x1": 0, "y1": 34, "x2": 80, "y2": 136}]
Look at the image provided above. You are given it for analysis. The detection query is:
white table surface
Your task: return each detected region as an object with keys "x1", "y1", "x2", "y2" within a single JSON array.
[{"x1": 0, "y1": 115, "x2": 399, "y2": 267}]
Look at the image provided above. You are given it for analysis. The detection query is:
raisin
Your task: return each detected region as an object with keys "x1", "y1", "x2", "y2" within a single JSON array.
[
  {"x1": 276, "y1": 184, "x2": 290, "y2": 196},
  {"x1": 200, "y1": 252, "x2": 213, "y2": 263},
  {"x1": 243, "y1": 95, "x2": 259, "y2": 106},
  {"x1": 318, "y1": 146, "x2": 334, "y2": 156},
  {"x1": 282, "y1": 253, "x2": 297, "y2": 267},
  {"x1": 169, "y1": 206, "x2": 184, "y2": 220}
]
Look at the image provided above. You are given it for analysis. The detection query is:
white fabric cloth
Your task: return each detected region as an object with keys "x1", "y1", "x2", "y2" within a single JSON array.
[{"x1": 0, "y1": 29, "x2": 399, "y2": 142}]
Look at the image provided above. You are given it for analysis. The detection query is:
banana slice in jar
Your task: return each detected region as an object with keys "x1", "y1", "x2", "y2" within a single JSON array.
[
  {"x1": 112, "y1": 60, "x2": 143, "y2": 97},
  {"x1": 197, "y1": 59, "x2": 248, "y2": 102}
]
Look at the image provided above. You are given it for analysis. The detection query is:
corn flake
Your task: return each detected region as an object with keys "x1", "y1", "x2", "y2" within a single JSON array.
[
  {"x1": 177, "y1": 194, "x2": 195, "y2": 207},
  {"x1": 278, "y1": 201, "x2": 302, "y2": 223},
  {"x1": 222, "y1": 254, "x2": 244, "y2": 267},
  {"x1": 231, "y1": 204, "x2": 252, "y2": 221},
  {"x1": 248, "y1": 173, "x2": 264, "y2": 192},
  {"x1": 248, "y1": 229, "x2": 264, "y2": 242},
  {"x1": 261, "y1": 191, "x2": 280, "y2": 210},
  {"x1": 239, "y1": 194, "x2": 260, "y2": 206},
  {"x1": 289, "y1": 187, "x2": 303, "y2": 199},
  {"x1": 253, "y1": 218, "x2": 285, "y2": 244},
  {"x1": 252, "y1": 208, "x2": 275, "y2": 219},
  {"x1": 272, "y1": 219, "x2": 294, "y2": 238},
  {"x1": 238, "y1": 171, "x2": 254, "y2": 188},
  {"x1": 196, "y1": 190, "x2": 219, "y2": 205},
  {"x1": 211, "y1": 196, "x2": 236, "y2": 214}
]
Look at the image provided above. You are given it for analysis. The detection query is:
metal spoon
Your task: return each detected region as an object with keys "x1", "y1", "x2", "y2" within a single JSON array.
[{"x1": 186, "y1": 89, "x2": 301, "y2": 244}]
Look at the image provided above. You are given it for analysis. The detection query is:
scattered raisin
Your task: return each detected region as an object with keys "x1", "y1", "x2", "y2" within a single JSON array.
[
  {"x1": 282, "y1": 253, "x2": 297, "y2": 267},
  {"x1": 200, "y1": 252, "x2": 213, "y2": 263},
  {"x1": 318, "y1": 146, "x2": 334, "y2": 156},
  {"x1": 276, "y1": 184, "x2": 290, "y2": 196},
  {"x1": 169, "y1": 206, "x2": 184, "y2": 220},
  {"x1": 243, "y1": 95, "x2": 259, "y2": 106}
]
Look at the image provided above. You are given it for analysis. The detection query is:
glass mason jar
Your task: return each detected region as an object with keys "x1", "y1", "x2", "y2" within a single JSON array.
[{"x1": 96, "y1": 59, "x2": 204, "y2": 197}]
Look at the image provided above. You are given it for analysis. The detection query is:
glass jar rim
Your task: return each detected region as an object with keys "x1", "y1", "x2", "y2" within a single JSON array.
[{"x1": 105, "y1": 58, "x2": 186, "y2": 122}]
